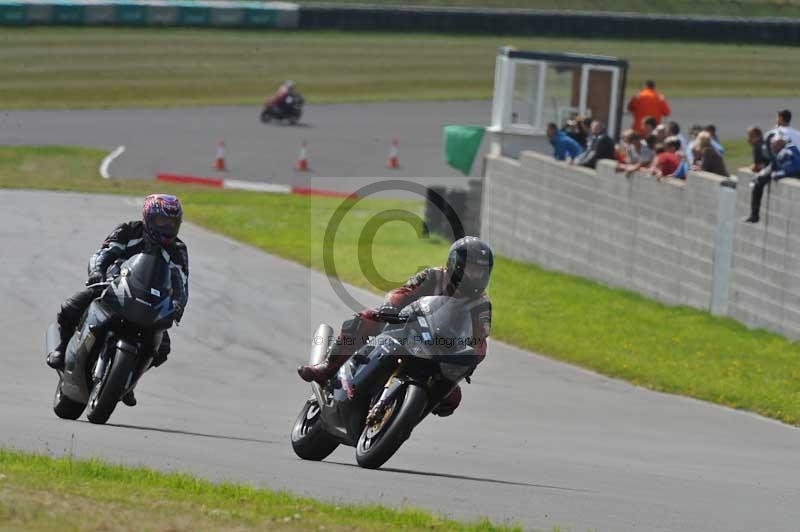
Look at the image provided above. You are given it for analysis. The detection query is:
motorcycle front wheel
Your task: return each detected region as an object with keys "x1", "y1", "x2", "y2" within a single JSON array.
[
  {"x1": 260, "y1": 108, "x2": 272, "y2": 123},
  {"x1": 86, "y1": 349, "x2": 137, "y2": 425},
  {"x1": 355, "y1": 383, "x2": 427, "y2": 470},
  {"x1": 291, "y1": 398, "x2": 339, "y2": 461}
]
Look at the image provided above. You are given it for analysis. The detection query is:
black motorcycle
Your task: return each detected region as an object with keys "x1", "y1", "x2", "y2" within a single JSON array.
[
  {"x1": 291, "y1": 296, "x2": 480, "y2": 469},
  {"x1": 260, "y1": 93, "x2": 304, "y2": 125},
  {"x1": 46, "y1": 252, "x2": 179, "y2": 424}
]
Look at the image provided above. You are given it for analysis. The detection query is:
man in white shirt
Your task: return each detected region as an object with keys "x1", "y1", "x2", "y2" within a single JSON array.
[{"x1": 770, "y1": 109, "x2": 800, "y2": 147}]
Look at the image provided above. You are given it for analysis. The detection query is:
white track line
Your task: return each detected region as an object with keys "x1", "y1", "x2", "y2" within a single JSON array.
[
  {"x1": 99, "y1": 145, "x2": 126, "y2": 179},
  {"x1": 222, "y1": 179, "x2": 291, "y2": 194}
]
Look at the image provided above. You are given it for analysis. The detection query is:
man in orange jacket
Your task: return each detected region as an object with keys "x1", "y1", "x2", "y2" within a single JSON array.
[{"x1": 627, "y1": 80, "x2": 671, "y2": 136}]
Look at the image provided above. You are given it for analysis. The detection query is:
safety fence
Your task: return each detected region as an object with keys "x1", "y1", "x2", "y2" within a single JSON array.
[
  {"x1": 298, "y1": 4, "x2": 800, "y2": 45},
  {"x1": 2, "y1": 1, "x2": 798, "y2": 44},
  {"x1": 482, "y1": 151, "x2": 800, "y2": 340},
  {"x1": 0, "y1": 0, "x2": 298, "y2": 28}
]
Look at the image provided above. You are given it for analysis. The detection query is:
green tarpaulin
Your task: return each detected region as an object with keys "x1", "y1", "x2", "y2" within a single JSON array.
[{"x1": 443, "y1": 125, "x2": 484, "y2": 176}]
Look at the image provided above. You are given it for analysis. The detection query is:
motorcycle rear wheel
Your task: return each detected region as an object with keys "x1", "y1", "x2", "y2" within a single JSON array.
[
  {"x1": 291, "y1": 399, "x2": 339, "y2": 461},
  {"x1": 355, "y1": 384, "x2": 427, "y2": 470},
  {"x1": 52, "y1": 379, "x2": 86, "y2": 420}
]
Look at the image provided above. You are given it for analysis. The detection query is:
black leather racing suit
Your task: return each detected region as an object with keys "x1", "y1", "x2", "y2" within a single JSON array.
[
  {"x1": 57, "y1": 221, "x2": 189, "y2": 366},
  {"x1": 333, "y1": 267, "x2": 492, "y2": 415}
]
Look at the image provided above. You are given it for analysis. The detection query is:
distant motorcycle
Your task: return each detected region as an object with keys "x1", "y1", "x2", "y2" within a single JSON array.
[
  {"x1": 260, "y1": 93, "x2": 304, "y2": 125},
  {"x1": 291, "y1": 296, "x2": 480, "y2": 469},
  {"x1": 46, "y1": 253, "x2": 179, "y2": 424}
]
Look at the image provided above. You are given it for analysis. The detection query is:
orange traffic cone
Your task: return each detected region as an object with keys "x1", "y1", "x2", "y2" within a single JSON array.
[
  {"x1": 387, "y1": 138, "x2": 399, "y2": 169},
  {"x1": 214, "y1": 140, "x2": 226, "y2": 172},
  {"x1": 295, "y1": 140, "x2": 309, "y2": 171}
]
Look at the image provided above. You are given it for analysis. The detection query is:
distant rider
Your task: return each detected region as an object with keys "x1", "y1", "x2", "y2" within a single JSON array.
[
  {"x1": 47, "y1": 194, "x2": 189, "y2": 407},
  {"x1": 298, "y1": 236, "x2": 493, "y2": 417},
  {"x1": 266, "y1": 80, "x2": 299, "y2": 112}
]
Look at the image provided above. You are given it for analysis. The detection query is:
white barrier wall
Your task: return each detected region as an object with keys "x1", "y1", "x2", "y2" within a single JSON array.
[
  {"x1": 729, "y1": 169, "x2": 800, "y2": 338},
  {"x1": 481, "y1": 151, "x2": 800, "y2": 339}
]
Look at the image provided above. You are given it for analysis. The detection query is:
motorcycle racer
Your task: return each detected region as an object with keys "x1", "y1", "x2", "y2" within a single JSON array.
[
  {"x1": 46, "y1": 194, "x2": 189, "y2": 407},
  {"x1": 298, "y1": 236, "x2": 493, "y2": 417}
]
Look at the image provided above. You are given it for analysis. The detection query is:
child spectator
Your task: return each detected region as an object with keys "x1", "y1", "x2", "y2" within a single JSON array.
[
  {"x1": 627, "y1": 80, "x2": 671, "y2": 135},
  {"x1": 747, "y1": 126, "x2": 771, "y2": 172},
  {"x1": 546, "y1": 122, "x2": 583, "y2": 162},
  {"x1": 745, "y1": 135, "x2": 800, "y2": 223},
  {"x1": 651, "y1": 138, "x2": 682, "y2": 179},
  {"x1": 692, "y1": 131, "x2": 729, "y2": 177}
]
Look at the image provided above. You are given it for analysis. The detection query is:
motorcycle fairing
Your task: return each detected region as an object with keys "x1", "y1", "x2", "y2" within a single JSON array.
[{"x1": 102, "y1": 253, "x2": 174, "y2": 327}]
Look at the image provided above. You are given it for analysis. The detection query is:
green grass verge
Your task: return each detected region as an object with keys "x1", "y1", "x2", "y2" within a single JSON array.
[
  {"x1": 722, "y1": 139, "x2": 752, "y2": 172},
  {"x1": 2, "y1": 146, "x2": 799, "y2": 428},
  {"x1": 299, "y1": 0, "x2": 800, "y2": 18},
  {"x1": 0, "y1": 448, "x2": 517, "y2": 531},
  {"x1": 1, "y1": 28, "x2": 799, "y2": 110}
]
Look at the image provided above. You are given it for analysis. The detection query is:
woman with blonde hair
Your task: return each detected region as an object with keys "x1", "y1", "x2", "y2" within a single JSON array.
[{"x1": 692, "y1": 131, "x2": 729, "y2": 177}]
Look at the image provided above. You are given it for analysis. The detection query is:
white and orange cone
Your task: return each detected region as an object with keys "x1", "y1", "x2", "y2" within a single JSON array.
[
  {"x1": 295, "y1": 140, "x2": 309, "y2": 171},
  {"x1": 214, "y1": 140, "x2": 226, "y2": 172},
  {"x1": 387, "y1": 138, "x2": 399, "y2": 169}
]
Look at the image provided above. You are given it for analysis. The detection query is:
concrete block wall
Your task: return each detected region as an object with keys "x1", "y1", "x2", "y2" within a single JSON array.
[
  {"x1": 729, "y1": 170, "x2": 800, "y2": 338},
  {"x1": 482, "y1": 151, "x2": 800, "y2": 339}
]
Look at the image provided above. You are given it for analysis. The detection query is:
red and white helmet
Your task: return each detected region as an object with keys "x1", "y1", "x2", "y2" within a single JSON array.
[{"x1": 142, "y1": 194, "x2": 183, "y2": 245}]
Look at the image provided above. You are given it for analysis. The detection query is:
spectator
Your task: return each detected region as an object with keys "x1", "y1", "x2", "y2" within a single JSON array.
[
  {"x1": 704, "y1": 124, "x2": 725, "y2": 155},
  {"x1": 642, "y1": 116, "x2": 658, "y2": 138},
  {"x1": 563, "y1": 116, "x2": 589, "y2": 149},
  {"x1": 651, "y1": 138, "x2": 682, "y2": 179},
  {"x1": 546, "y1": 122, "x2": 583, "y2": 162},
  {"x1": 770, "y1": 109, "x2": 800, "y2": 147},
  {"x1": 627, "y1": 80, "x2": 671, "y2": 135},
  {"x1": 685, "y1": 124, "x2": 703, "y2": 166},
  {"x1": 745, "y1": 135, "x2": 800, "y2": 223},
  {"x1": 692, "y1": 131, "x2": 729, "y2": 177},
  {"x1": 617, "y1": 129, "x2": 654, "y2": 177},
  {"x1": 747, "y1": 126, "x2": 771, "y2": 172},
  {"x1": 575, "y1": 120, "x2": 616, "y2": 169},
  {"x1": 654, "y1": 124, "x2": 668, "y2": 144},
  {"x1": 667, "y1": 121, "x2": 688, "y2": 160}
]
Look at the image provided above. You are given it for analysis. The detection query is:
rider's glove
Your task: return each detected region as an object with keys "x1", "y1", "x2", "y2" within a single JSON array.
[
  {"x1": 86, "y1": 271, "x2": 104, "y2": 286},
  {"x1": 376, "y1": 303, "x2": 400, "y2": 318},
  {"x1": 375, "y1": 303, "x2": 408, "y2": 323}
]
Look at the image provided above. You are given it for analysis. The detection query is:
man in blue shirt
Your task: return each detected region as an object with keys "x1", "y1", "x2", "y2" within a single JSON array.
[
  {"x1": 546, "y1": 122, "x2": 583, "y2": 162},
  {"x1": 745, "y1": 135, "x2": 800, "y2": 223}
]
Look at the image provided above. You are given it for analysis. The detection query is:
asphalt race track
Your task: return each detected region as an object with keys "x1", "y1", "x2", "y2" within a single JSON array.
[
  {"x1": 1, "y1": 190, "x2": 799, "y2": 532},
  {"x1": 2, "y1": 98, "x2": 799, "y2": 194}
]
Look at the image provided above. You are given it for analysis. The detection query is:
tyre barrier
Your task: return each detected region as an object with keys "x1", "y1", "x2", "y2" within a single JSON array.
[
  {"x1": 424, "y1": 180, "x2": 482, "y2": 242},
  {"x1": 298, "y1": 5, "x2": 800, "y2": 45},
  {"x1": 0, "y1": 0, "x2": 299, "y2": 28}
]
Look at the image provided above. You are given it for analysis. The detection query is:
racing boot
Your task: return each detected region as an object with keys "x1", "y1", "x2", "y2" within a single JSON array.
[
  {"x1": 46, "y1": 326, "x2": 72, "y2": 370},
  {"x1": 431, "y1": 385, "x2": 462, "y2": 417},
  {"x1": 121, "y1": 390, "x2": 137, "y2": 407},
  {"x1": 745, "y1": 179, "x2": 766, "y2": 223},
  {"x1": 297, "y1": 348, "x2": 351, "y2": 384}
]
